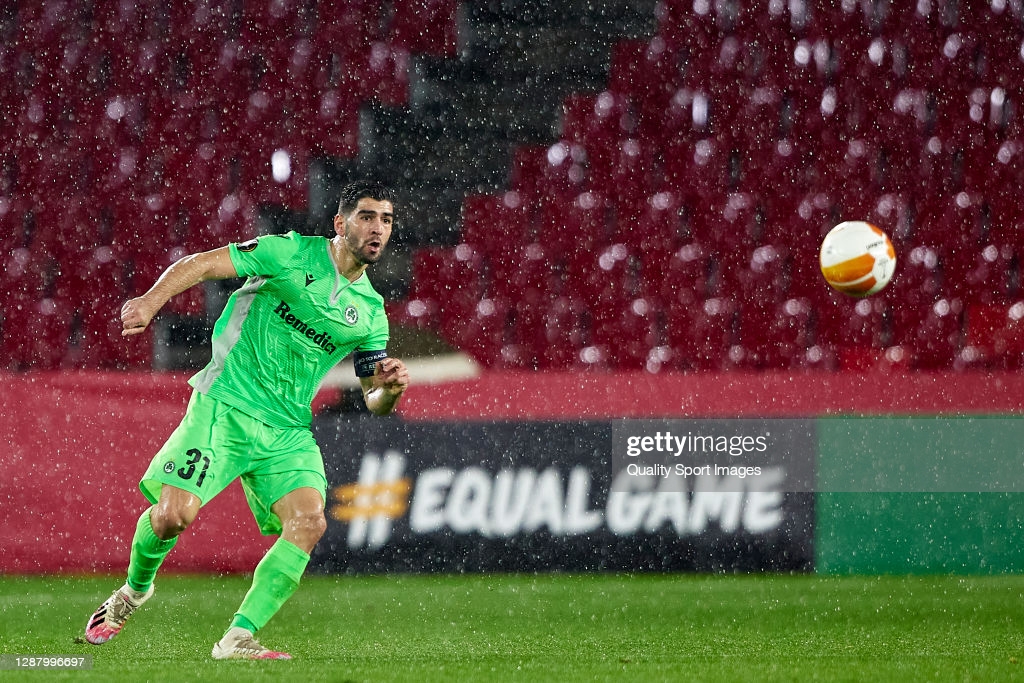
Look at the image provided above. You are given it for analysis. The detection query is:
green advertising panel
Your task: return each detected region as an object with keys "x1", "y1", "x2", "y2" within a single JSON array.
[
  {"x1": 817, "y1": 417, "x2": 1024, "y2": 493},
  {"x1": 816, "y1": 417, "x2": 1024, "y2": 574}
]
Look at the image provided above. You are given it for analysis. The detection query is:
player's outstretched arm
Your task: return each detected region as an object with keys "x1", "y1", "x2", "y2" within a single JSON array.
[
  {"x1": 359, "y1": 358, "x2": 409, "y2": 416},
  {"x1": 122, "y1": 247, "x2": 239, "y2": 336}
]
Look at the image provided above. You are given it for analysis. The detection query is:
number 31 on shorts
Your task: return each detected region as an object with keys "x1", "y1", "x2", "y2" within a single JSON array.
[{"x1": 162, "y1": 448, "x2": 211, "y2": 487}]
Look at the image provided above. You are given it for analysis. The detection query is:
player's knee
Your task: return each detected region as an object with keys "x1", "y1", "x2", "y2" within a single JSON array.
[
  {"x1": 150, "y1": 504, "x2": 197, "y2": 540},
  {"x1": 286, "y1": 511, "x2": 327, "y2": 548},
  {"x1": 302, "y1": 511, "x2": 327, "y2": 543}
]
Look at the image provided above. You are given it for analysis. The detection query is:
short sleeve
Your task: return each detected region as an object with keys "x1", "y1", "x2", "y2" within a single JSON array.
[
  {"x1": 353, "y1": 311, "x2": 389, "y2": 377},
  {"x1": 229, "y1": 232, "x2": 301, "y2": 278},
  {"x1": 357, "y1": 307, "x2": 389, "y2": 354}
]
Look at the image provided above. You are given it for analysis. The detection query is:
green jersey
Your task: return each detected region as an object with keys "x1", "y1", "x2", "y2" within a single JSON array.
[{"x1": 190, "y1": 231, "x2": 389, "y2": 428}]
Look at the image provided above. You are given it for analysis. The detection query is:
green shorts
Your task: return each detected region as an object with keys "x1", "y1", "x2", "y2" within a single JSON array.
[{"x1": 140, "y1": 390, "x2": 328, "y2": 535}]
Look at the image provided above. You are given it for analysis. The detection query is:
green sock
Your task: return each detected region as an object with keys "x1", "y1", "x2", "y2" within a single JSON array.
[
  {"x1": 229, "y1": 613, "x2": 259, "y2": 634},
  {"x1": 230, "y1": 538, "x2": 310, "y2": 634},
  {"x1": 126, "y1": 507, "x2": 178, "y2": 593}
]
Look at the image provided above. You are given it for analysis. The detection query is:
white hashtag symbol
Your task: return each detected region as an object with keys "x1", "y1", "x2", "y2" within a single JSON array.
[{"x1": 330, "y1": 451, "x2": 410, "y2": 549}]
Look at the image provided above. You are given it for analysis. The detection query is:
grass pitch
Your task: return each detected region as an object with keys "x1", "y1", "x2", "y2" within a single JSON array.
[{"x1": 2, "y1": 573, "x2": 1023, "y2": 682}]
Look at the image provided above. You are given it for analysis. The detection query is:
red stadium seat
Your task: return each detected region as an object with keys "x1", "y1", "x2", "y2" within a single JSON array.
[
  {"x1": 505, "y1": 294, "x2": 551, "y2": 369},
  {"x1": 444, "y1": 296, "x2": 510, "y2": 367},
  {"x1": 734, "y1": 243, "x2": 791, "y2": 307},
  {"x1": 488, "y1": 242, "x2": 558, "y2": 304},
  {"x1": 960, "y1": 137, "x2": 1013, "y2": 197},
  {"x1": 442, "y1": 244, "x2": 488, "y2": 332},
  {"x1": 888, "y1": 136, "x2": 960, "y2": 208},
  {"x1": 590, "y1": 138, "x2": 660, "y2": 218},
  {"x1": 996, "y1": 302, "x2": 1024, "y2": 369},
  {"x1": 567, "y1": 91, "x2": 636, "y2": 198},
  {"x1": 607, "y1": 38, "x2": 682, "y2": 146},
  {"x1": 364, "y1": 42, "x2": 411, "y2": 107},
  {"x1": 727, "y1": 88, "x2": 787, "y2": 145},
  {"x1": 1, "y1": 248, "x2": 55, "y2": 369},
  {"x1": 536, "y1": 295, "x2": 588, "y2": 368},
  {"x1": 663, "y1": 136, "x2": 735, "y2": 202},
  {"x1": 531, "y1": 141, "x2": 588, "y2": 201},
  {"x1": 665, "y1": 296, "x2": 737, "y2": 371},
  {"x1": 509, "y1": 144, "x2": 550, "y2": 205},
  {"x1": 255, "y1": 140, "x2": 311, "y2": 211},
  {"x1": 389, "y1": 0, "x2": 459, "y2": 57},
  {"x1": 405, "y1": 245, "x2": 454, "y2": 307},
  {"x1": 30, "y1": 198, "x2": 100, "y2": 265},
  {"x1": 26, "y1": 296, "x2": 76, "y2": 370},
  {"x1": 839, "y1": 297, "x2": 890, "y2": 353},
  {"x1": 115, "y1": 194, "x2": 204, "y2": 318},
  {"x1": 607, "y1": 38, "x2": 653, "y2": 100},
  {"x1": 885, "y1": 246, "x2": 943, "y2": 345},
  {"x1": 962, "y1": 301, "x2": 1011, "y2": 369},
  {"x1": 931, "y1": 194, "x2": 987, "y2": 300},
  {"x1": 536, "y1": 191, "x2": 611, "y2": 260},
  {"x1": 657, "y1": 84, "x2": 718, "y2": 149},
  {"x1": 819, "y1": 139, "x2": 884, "y2": 216},
  {"x1": 566, "y1": 242, "x2": 635, "y2": 316},
  {"x1": 201, "y1": 192, "x2": 259, "y2": 250},
  {"x1": 606, "y1": 297, "x2": 662, "y2": 371},
  {"x1": 811, "y1": 287, "x2": 866, "y2": 351},
  {"x1": 261, "y1": 40, "x2": 363, "y2": 161},
  {"x1": 643, "y1": 241, "x2": 711, "y2": 306},
  {"x1": 560, "y1": 91, "x2": 633, "y2": 147},
  {"x1": 769, "y1": 297, "x2": 817, "y2": 369},
  {"x1": 910, "y1": 298, "x2": 964, "y2": 370},
  {"x1": 930, "y1": 85, "x2": 987, "y2": 158},
  {"x1": 505, "y1": 248, "x2": 581, "y2": 368},
  {"x1": 459, "y1": 192, "x2": 531, "y2": 259},
  {"x1": 618, "y1": 191, "x2": 685, "y2": 263},
  {"x1": 696, "y1": 192, "x2": 764, "y2": 263},
  {"x1": 74, "y1": 244, "x2": 152, "y2": 369},
  {"x1": 733, "y1": 297, "x2": 781, "y2": 370},
  {"x1": 985, "y1": 145, "x2": 1024, "y2": 229},
  {"x1": 728, "y1": 11, "x2": 799, "y2": 86},
  {"x1": 240, "y1": 0, "x2": 291, "y2": 36},
  {"x1": 165, "y1": 143, "x2": 236, "y2": 211},
  {"x1": 401, "y1": 245, "x2": 485, "y2": 332},
  {"x1": 775, "y1": 193, "x2": 841, "y2": 299},
  {"x1": 965, "y1": 243, "x2": 1018, "y2": 305},
  {"x1": 655, "y1": 0, "x2": 722, "y2": 57},
  {"x1": 314, "y1": 0, "x2": 384, "y2": 58},
  {"x1": 740, "y1": 136, "x2": 815, "y2": 200},
  {"x1": 566, "y1": 245, "x2": 635, "y2": 365},
  {"x1": 90, "y1": 0, "x2": 147, "y2": 51}
]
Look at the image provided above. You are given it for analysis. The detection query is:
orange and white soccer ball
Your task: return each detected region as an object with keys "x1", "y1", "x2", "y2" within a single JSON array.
[{"x1": 819, "y1": 221, "x2": 896, "y2": 297}]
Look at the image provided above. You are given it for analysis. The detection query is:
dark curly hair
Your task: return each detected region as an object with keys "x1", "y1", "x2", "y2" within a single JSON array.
[{"x1": 337, "y1": 181, "x2": 396, "y2": 216}]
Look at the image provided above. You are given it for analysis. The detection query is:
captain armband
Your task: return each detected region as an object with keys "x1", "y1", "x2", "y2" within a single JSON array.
[{"x1": 354, "y1": 349, "x2": 388, "y2": 377}]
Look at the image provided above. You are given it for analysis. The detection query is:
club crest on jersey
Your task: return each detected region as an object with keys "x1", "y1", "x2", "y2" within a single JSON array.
[
  {"x1": 163, "y1": 461, "x2": 175, "y2": 474},
  {"x1": 344, "y1": 305, "x2": 359, "y2": 325},
  {"x1": 236, "y1": 238, "x2": 259, "y2": 252}
]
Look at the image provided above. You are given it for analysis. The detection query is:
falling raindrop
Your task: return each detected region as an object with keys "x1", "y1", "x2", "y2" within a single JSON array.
[{"x1": 271, "y1": 150, "x2": 291, "y2": 183}]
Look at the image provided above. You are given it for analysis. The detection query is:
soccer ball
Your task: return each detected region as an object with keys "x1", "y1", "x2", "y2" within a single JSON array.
[{"x1": 819, "y1": 221, "x2": 896, "y2": 297}]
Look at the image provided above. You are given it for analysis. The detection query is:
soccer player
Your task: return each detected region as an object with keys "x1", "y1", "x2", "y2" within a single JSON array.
[{"x1": 85, "y1": 181, "x2": 409, "y2": 659}]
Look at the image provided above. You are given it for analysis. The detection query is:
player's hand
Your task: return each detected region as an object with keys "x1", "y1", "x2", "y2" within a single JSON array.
[
  {"x1": 121, "y1": 297, "x2": 158, "y2": 336},
  {"x1": 374, "y1": 358, "x2": 409, "y2": 395}
]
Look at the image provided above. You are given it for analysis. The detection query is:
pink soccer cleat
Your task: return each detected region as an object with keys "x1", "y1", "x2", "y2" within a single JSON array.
[
  {"x1": 85, "y1": 584, "x2": 154, "y2": 644},
  {"x1": 211, "y1": 627, "x2": 292, "y2": 660}
]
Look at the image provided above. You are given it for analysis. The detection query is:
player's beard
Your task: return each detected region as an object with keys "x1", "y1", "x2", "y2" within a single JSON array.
[{"x1": 346, "y1": 232, "x2": 384, "y2": 265}]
